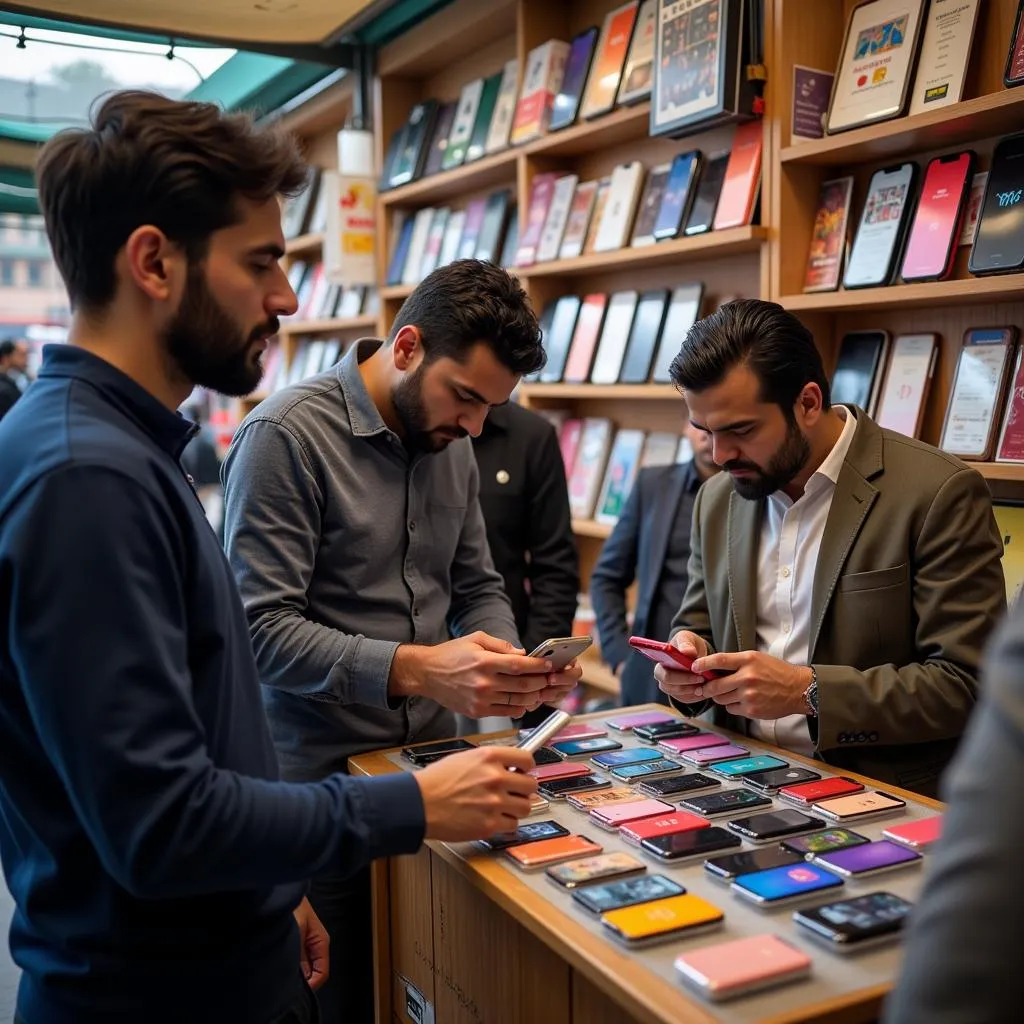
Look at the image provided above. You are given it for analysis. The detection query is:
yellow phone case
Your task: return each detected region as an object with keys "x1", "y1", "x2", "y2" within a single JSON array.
[{"x1": 601, "y1": 894, "x2": 723, "y2": 940}]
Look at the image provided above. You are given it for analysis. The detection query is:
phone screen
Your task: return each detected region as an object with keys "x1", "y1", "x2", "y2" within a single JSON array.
[
  {"x1": 682, "y1": 789, "x2": 771, "y2": 815},
  {"x1": 641, "y1": 827, "x2": 740, "y2": 859},
  {"x1": 611, "y1": 759, "x2": 682, "y2": 780},
  {"x1": 704, "y1": 846, "x2": 803, "y2": 879},
  {"x1": 620, "y1": 290, "x2": 670, "y2": 383},
  {"x1": 551, "y1": 737, "x2": 621, "y2": 756},
  {"x1": 591, "y1": 292, "x2": 639, "y2": 384},
  {"x1": 783, "y1": 828, "x2": 869, "y2": 855},
  {"x1": 734, "y1": 863, "x2": 844, "y2": 902},
  {"x1": 844, "y1": 163, "x2": 915, "y2": 287},
  {"x1": 652, "y1": 284, "x2": 703, "y2": 382},
  {"x1": 593, "y1": 747, "x2": 664, "y2": 767},
  {"x1": 712, "y1": 755, "x2": 789, "y2": 777},
  {"x1": 401, "y1": 738, "x2": 475, "y2": 763},
  {"x1": 550, "y1": 28, "x2": 599, "y2": 129},
  {"x1": 815, "y1": 839, "x2": 921, "y2": 874},
  {"x1": 971, "y1": 136, "x2": 1024, "y2": 272},
  {"x1": 639, "y1": 773, "x2": 719, "y2": 797},
  {"x1": 479, "y1": 819, "x2": 568, "y2": 851},
  {"x1": 653, "y1": 151, "x2": 700, "y2": 239},
  {"x1": 901, "y1": 152, "x2": 972, "y2": 280},
  {"x1": 742, "y1": 766, "x2": 821, "y2": 790},
  {"x1": 685, "y1": 153, "x2": 729, "y2": 235},
  {"x1": 539, "y1": 774, "x2": 608, "y2": 797},
  {"x1": 794, "y1": 892, "x2": 912, "y2": 940},
  {"x1": 729, "y1": 809, "x2": 822, "y2": 838},
  {"x1": 574, "y1": 873, "x2": 685, "y2": 914}
]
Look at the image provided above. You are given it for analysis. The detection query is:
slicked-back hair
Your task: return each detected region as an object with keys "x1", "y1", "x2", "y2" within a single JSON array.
[
  {"x1": 669, "y1": 299, "x2": 831, "y2": 416},
  {"x1": 388, "y1": 259, "x2": 545, "y2": 376},
  {"x1": 36, "y1": 90, "x2": 308, "y2": 313}
]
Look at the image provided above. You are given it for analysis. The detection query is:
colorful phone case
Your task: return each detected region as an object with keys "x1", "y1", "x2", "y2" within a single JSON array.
[
  {"x1": 504, "y1": 833, "x2": 603, "y2": 869},
  {"x1": 529, "y1": 761, "x2": 593, "y2": 782},
  {"x1": 605, "y1": 711, "x2": 678, "y2": 731},
  {"x1": 675, "y1": 934, "x2": 811, "y2": 1002},
  {"x1": 568, "y1": 786, "x2": 639, "y2": 811},
  {"x1": 592, "y1": 747, "x2": 664, "y2": 768},
  {"x1": 620, "y1": 812, "x2": 709, "y2": 845},
  {"x1": 883, "y1": 816, "x2": 943, "y2": 850},
  {"x1": 600, "y1": 893, "x2": 724, "y2": 944},
  {"x1": 590, "y1": 798, "x2": 674, "y2": 828},
  {"x1": 659, "y1": 733, "x2": 730, "y2": 754},
  {"x1": 545, "y1": 851, "x2": 645, "y2": 888},
  {"x1": 779, "y1": 776, "x2": 864, "y2": 806},
  {"x1": 811, "y1": 840, "x2": 922, "y2": 877},
  {"x1": 682, "y1": 743, "x2": 750, "y2": 766},
  {"x1": 552, "y1": 737, "x2": 622, "y2": 757},
  {"x1": 610, "y1": 758, "x2": 683, "y2": 780},
  {"x1": 813, "y1": 792, "x2": 907, "y2": 821},
  {"x1": 712, "y1": 755, "x2": 789, "y2": 778}
]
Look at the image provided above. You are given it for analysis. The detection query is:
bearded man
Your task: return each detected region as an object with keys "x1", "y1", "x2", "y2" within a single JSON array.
[
  {"x1": 651, "y1": 299, "x2": 1004, "y2": 799},
  {"x1": 222, "y1": 258, "x2": 581, "y2": 1024}
]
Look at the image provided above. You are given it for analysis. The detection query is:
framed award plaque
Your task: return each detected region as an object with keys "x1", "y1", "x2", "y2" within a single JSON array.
[{"x1": 826, "y1": 0, "x2": 927, "y2": 135}]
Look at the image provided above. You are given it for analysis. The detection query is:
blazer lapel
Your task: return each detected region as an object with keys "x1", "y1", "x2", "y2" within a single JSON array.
[
  {"x1": 809, "y1": 409, "x2": 882, "y2": 657},
  {"x1": 727, "y1": 490, "x2": 762, "y2": 651}
]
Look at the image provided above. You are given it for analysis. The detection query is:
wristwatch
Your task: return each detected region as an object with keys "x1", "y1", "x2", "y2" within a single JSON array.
[{"x1": 803, "y1": 667, "x2": 819, "y2": 717}]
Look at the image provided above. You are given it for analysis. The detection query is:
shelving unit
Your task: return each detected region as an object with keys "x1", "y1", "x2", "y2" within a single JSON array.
[
  {"x1": 279, "y1": 315, "x2": 378, "y2": 337},
  {"x1": 285, "y1": 231, "x2": 325, "y2": 256}
]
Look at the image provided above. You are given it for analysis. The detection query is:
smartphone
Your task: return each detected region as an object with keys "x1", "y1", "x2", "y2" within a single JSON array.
[
  {"x1": 519, "y1": 722, "x2": 607, "y2": 743},
  {"x1": 659, "y1": 733, "x2": 730, "y2": 755},
  {"x1": 782, "y1": 828, "x2": 870, "y2": 857},
  {"x1": 711, "y1": 755, "x2": 789, "y2": 779},
  {"x1": 684, "y1": 152, "x2": 729, "y2": 236},
  {"x1": 703, "y1": 846, "x2": 804, "y2": 883},
  {"x1": 633, "y1": 720, "x2": 700, "y2": 742},
  {"x1": 548, "y1": 26, "x2": 600, "y2": 131},
  {"x1": 551, "y1": 737, "x2": 622, "y2": 759},
  {"x1": 401, "y1": 738, "x2": 475, "y2": 765},
  {"x1": 726, "y1": 810, "x2": 826, "y2": 845},
  {"x1": 969, "y1": 133, "x2": 1024, "y2": 276},
  {"x1": 530, "y1": 747, "x2": 563, "y2": 766},
  {"x1": 731, "y1": 863, "x2": 844, "y2": 908},
  {"x1": 605, "y1": 710, "x2": 678, "y2": 732},
  {"x1": 529, "y1": 762, "x2": 592, "y2": 783},
  {"x1": 675, "y1": 934, "x2": 812, "y2": 1002},
  {"x1": 610, "y1": 758, "x2": 684, "y2": 782},
  {"x1": 517, "y1": 710, "x2": 573, "y2": 755},
  {"x1": 504, "y1": 833, "x2": 603, "y2": 871},
  {"x1": 844, "y1": 162, "x2": 919, "y2": 288},
  {"x1": 545, "y1": 850, "x2": 646, "y2": 889},
  {"x1": 573, "y1": 873, "x2": 685, "y2": 915},
  {"x1": 527, "y1": 636, "x2": 593, "y2": 670},
  {"x1": 600, "y1": 893, "x2": 724, "y2": 947},
  {"x1": 779, "y1": 776, "x2": 864, "y2": 807},
  {"x1": 883, "y1": 816, "x2": 943, "y2": 851},
  {"x1": 811, "y1": 839, "x2": 922, "y2": 879},
  {"x1": 619, "y1": 811, "x2": 709, "y2": 846},
  {"x1": 900, "y1": 150, "x2": 975, "y2": 282},
  {"x1": 652, "y1": 150, "x2": 702, "y2": 240},
  {"x1": 477, "y1": 819, "x2": 569, "y2": 851},
  {"x1": 741, "y1": 766, "x2": 821, "y2": 793},
  {"x1": 568, "y1": 786, "x2": 639, "y2": 811},
  {"x1": 640, "y1": 827, "x2": 741, "y2": 862},
  {"x1": 589, "y1": 798, "x2": 675, "y2": 831},
  {"x1": 627, "y1": 637, "x2": 717, "y2": 679},
  {"x1": 792, "y1": 892, "x2": 913, "y2": 953},
  {"x1": 638, "y1": 773, "x2": 720, "y2": 798},
  {"x1": 682, "y1": 743, "x2": 750, "y2": 767},
  {"x1": 538, "y1": 774, "x2": 611, "y2": 800},
  {"x1": 680, "y1": 789, "x2": 773, "y2": 818},
  {"x1": 813, "y1": 791, "x2": 907, "y2": 824},
  {"x1": 592, "y1": 747, "x2": 664, "y2": 769}
]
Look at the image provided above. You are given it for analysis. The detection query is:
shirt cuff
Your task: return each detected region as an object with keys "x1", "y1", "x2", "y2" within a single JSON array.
[
  {"x1": 346, "y1": 636, "x2": 401, "y2": 711},
  {"x1": 358, "y1": 772, "x2": 426, "y2": 858}
]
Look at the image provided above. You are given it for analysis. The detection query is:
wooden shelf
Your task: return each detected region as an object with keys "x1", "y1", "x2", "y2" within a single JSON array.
[
  {"x1": 523, "y1": 102, "x2": 652, "y2": 159},
  {"x1": 379, "y1": 149, "x2": 518, "y2": 208},
  {"x1": 380, "y1": 283, "x2": 415, "y2": 301},
  {"x1": 780, "y1": 89, "x2": 1024, "y2": 167},
  {"x1": 778, "y1": 274, "x2": 1024, "y2": 313},
  {"x1": 521, "y1": 383, "x2": 680, "y2": 400},
  {"x1": 516, "y1": 226, "x2": 768, "y2": 280},
  {"x1": 286, "y1": 231, "x2": 324, "y2": 256},
  {"x1": 572, "y1": 519, "x2": 613, "y2": 540},
  {"x1": 975, "y1": 463, "x2": 1024, "y2": 483},
  {"x1": 279, "y1": 315, "x2": 377, "y2": 336}
]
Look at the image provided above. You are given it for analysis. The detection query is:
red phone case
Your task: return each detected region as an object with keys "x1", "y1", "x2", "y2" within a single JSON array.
[
  {"x1": 779, "y1": 776, "x2": 864, "y2": 805},
  {"x1": 619, "y1": 811, "x2": 710, "y2": 845},
  {"x1": 628, "y1": 636, "x2": 717, "y2": 679}
]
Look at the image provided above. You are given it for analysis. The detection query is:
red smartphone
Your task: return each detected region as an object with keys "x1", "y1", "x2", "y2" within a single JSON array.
[
  {"x1": 900, "y1": 150, "x2": 975, "y2": 282},
  {"x1": 628, "y1": 636, "x2": 717, "y2": 679},
  {"x1": 778, "y1": 776, "x2": 864, "y2": 807}
]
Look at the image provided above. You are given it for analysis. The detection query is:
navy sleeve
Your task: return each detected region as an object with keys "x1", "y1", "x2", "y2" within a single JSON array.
[{"x1": 6, "y1": 465, "x2": 425, "y2": 899}]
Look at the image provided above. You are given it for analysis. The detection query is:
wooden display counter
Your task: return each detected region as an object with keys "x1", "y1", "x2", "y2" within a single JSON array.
[{"x1": 350, "y1": 706, "x2": 941, "y2": 1024}]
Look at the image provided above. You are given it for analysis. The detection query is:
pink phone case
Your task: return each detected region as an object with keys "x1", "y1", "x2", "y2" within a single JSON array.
[
  {"x1": 530, "y1": 762, "x2": 592, "y2": 782},
  {"x1": 883, "y1": 816, "x2": 943, "y2": 850},
  {"x1": 682, "y1": 743, "x2": 749, "y2": 766},
  {"x1": 548, "y1": 723, "x2": 608, "y2": 741},
  {"x1": 660, "y1": 733, "x2": 730, "y2": 754},
  {"x1": 590, "y1": 798, "x2": 675, "y2": 827},
  {"x1": 675, "y1": 934, "x2": 811, "y2": 999},
  {"x1": 605, "y1": 711, "x2": 678, "y2": 731}
]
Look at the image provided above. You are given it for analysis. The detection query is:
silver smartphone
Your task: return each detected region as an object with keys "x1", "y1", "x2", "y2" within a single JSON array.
[
  {"x1": 516, "y1": 710, "x2": 573, "y2": 755},
  {"x1": 527, "y1": 635, "x2": 593, "y2": 669}
]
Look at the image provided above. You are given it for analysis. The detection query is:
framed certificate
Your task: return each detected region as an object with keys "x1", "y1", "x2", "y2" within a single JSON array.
[
  {"x1": 940, "y1": 329, "x2": 1017, "y2": 461},
  {"x1": 826, "y1": 0, "x2": 927, "y2": 135},
  {"x1": 875, "y1": 333, "x2": 938, "y2": 439},
  {"x1": 996, "y1": 348, "x2": 1024, "y2": 463}
]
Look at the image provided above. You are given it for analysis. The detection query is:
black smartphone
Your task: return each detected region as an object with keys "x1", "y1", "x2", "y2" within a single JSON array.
[
  {"x1": 637, "y1": 773, "x2": 721, "y2": 798},
  {"x1": 532, "y1": 747, "x2": 562, "y2": 766},
  {"x1": 477, "y1": 819, "x2": 569, "y2": 851},
  {"x1": 538, "y1": 774, "x2": 612, "y2": 800},
  {"x1": 793, "y1": 892, "x2": 913, "y2": 953},
  {"x1": 703, "y1": 846, "x2": 804, "y2": 882},
  {"x1": 741, "y1": 766, "x2": 822, "y2": 794},
  {"x1": 632, "y1": 719, "x2": 701, "y2": 743},
  {"x1": 726, "y1": 809, "x2": 826, "y2": 845},
  {"x1": 969, "y1": 132, "x2": 1024, "y2": 276},
  {"x1": 684, "y1": 152, "x2": 729, "y2": 235},
  {"x1": 641, "y1": 827, "x2": 741, "y2": 862},
  {"x1": 401, "y1": 738, "x2": 475, "y2": 765},
  {"x1": 572, "y1": 874, "x2": 686, "y2": 915},
  {"x1": 680, "y1": 789, "x2": 772, "y2": 818},
  {"x1": 618, "y1": 290, "x2": 670, "y2": 385}
]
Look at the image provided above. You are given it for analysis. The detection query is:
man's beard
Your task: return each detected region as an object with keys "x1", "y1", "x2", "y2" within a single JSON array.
[
  {"x1": 725, "y1": 419, "x2": 811, "y2": 501},
  {"x1": 392, "y1": 363, "x2": 467, "y2": 454},
  {"x1": 163, "y1": 265, "x2": 277, "y2": 397}
]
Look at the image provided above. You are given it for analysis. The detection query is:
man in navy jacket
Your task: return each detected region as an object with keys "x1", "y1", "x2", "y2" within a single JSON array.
[{"x1": 0, "y1": 91, "x2": 537, "y2": 1024}]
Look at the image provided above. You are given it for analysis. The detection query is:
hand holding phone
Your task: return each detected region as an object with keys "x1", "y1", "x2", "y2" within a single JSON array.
[{"x1": 633, "y1": 633, "x2": 716, "y2": 706}]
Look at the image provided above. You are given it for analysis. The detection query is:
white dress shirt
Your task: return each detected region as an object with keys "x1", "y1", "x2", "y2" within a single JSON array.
[{"x1": 750, "y1": 408, "x2": 857, "y2": 754}]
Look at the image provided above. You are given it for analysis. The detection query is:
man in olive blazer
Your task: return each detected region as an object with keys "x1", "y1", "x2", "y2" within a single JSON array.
[{"x1": 656, "y1": 300, "x2": 1005, "y2": 797}]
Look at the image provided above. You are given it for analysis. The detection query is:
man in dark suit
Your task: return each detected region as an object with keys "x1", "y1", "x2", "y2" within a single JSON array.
[
  {"x1": 0, "y1": 340, "x2": 28, "y2": 421},
  {"x1": 473, "y1": 400, "x2": 579, "y2": 726},
  {"x1": 590, "y1": 422, "x2": 718, "y2": 706}
]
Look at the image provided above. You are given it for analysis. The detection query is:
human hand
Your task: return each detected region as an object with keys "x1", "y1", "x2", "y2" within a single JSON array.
[
  {"x1": 686, "y1": 650, "x2": 813, "y2": 720},
  {"x1": 390, "y1": 632, "x2": 561, "y2": 718},
  {"x1": 416, "y1": 746, "x2": 539, "y2": 840},
  {"x1": 654, "y1": 631, "x2": 711, "y2": 703},
  {"x1": 293, "y1": 896, "x2": 330, "y2": 991},
  {"x1": 508, "y1": 659, "x2": 582, "y2": 712}
]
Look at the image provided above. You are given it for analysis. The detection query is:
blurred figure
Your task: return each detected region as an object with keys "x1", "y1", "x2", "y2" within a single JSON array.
[{"x1": 0, "y1": 339, "x2": 29, "y2": 420}]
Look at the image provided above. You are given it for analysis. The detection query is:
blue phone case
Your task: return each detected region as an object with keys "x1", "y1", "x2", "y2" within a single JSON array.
[{"x1": 712, "y1": 755, "x2": 789, "y2": 778}]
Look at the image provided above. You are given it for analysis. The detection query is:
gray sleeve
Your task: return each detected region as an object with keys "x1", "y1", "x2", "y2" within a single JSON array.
[
  {"x1": 446, "y1": 455, "x2": 521, "y2": 646},
  {"x1": 222, "y1": 418, "x2": 399, "y2": 710},
  {"x1": 881, "y1": 607, "x2": 1024, "y2": 1024}
]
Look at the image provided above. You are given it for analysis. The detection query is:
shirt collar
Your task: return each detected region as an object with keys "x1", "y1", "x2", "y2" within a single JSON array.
[
  {"x1": 808, "y1": 404, "x2": 857, "y2": 492},
  {"x1": 337, "y1": 338, "x2": 391, "y2": 438},
  {"x1": 38, "y1": 344, "x2": 198, "y2": 458}
]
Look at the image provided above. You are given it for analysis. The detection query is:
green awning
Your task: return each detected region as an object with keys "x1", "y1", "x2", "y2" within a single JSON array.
[{"x1": 0, "y1": 165, "x2": 40, "y2": 214}]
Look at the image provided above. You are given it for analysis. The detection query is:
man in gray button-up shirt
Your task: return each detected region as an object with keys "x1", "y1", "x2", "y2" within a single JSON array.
[{"x1": 223, "y1": 260, "x2": 581, "y2": 1024}]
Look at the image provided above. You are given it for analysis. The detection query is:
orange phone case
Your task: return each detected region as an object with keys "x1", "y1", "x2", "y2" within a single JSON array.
[
  {"x1": 504, "y1": 833, "x2": 603, "y2": 869},
  {"x1": 601, "y1": 893, "x2": 723, "y2": 942},
  {"x1": 713, "y1": 119, "x2": 763, "y2": 230},
  {"x1": 563, "y1": 294, "x2": 608, "y2": 383},
  {"x1": 814, "y1": 792, "x2": 905, "y2": 819}
]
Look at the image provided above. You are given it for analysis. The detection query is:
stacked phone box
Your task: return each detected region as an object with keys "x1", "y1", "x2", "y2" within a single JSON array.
[{"x1": 397, "y1": 712, "x2": 940, "y2": 1008}]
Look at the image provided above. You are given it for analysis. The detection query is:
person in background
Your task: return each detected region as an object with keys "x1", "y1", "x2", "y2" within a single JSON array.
[
  {"x1": 472, "y1": 399, "x2": 579, "y2": 728},
  {"x1": 0, "y1": 339, "x2": 29, "y2": 419},
  {"x1": 222, "y1": 259, "x2": 581, "y2": 1024},
  {"x1": 0, "y1": 90, "x2": 539, "y2": 1024},
  {"x1": 655, "y1": 299, "x2": 1004, "y2": 797},
  {"x1": 590, "y1": 422, "x2": 719, "y2": 706},
  {"x1": 881, "y1": 601, "x2": 1024, "y2": 1023}
]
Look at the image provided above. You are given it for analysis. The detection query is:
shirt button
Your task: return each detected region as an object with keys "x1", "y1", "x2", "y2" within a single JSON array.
[
  {"x1": 409, "y1": 522, "x2": 416, "y2": 533},
  {"x1": 781, "y1": 567, "x2": 791, "y2": 578},
  {"x1": 868, "y1": 731, "x2": 879, "y2": 742},
  {"x1": 413, "y1": 607, "x2": 420, "y2": 617},
  {"x1": 783, "y1": 623, "x2": 791, "y2": 634}
]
